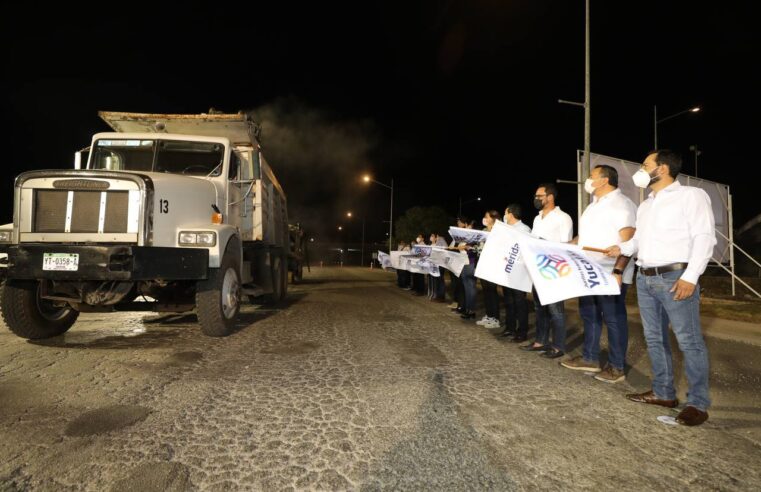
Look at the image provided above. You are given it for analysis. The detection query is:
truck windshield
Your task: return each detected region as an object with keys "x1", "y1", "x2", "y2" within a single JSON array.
[{"x1": 90, "y1": 139, "x2": 224, "y2": 176}]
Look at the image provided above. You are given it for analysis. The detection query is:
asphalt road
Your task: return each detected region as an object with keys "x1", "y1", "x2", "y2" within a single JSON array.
[{"x1": 1, "y1": 267, "x2": 760, "y2": 491}]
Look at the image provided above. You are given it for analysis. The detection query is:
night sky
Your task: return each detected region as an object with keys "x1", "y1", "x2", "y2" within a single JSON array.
[{"x1": 2, "y1": 1, "x2": 758, "y2": 244}]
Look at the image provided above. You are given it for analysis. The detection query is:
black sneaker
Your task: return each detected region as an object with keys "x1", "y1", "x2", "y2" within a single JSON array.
[
  {"x1": 460, "y1": 311, "x2": 476, "y2": 320},
  {"x1": 541, "y1": 349, "x2": 565, "y2": 359}
]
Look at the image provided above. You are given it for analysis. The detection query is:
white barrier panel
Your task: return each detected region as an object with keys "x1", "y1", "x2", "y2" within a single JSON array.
[{"x1": 582, "y1": 152, "x2": 730, "y2": 263}]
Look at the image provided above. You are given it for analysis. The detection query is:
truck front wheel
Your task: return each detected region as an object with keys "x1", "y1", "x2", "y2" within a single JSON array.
[
  {"x1": 0, "y1": 280, "x2": 79, "y2": 339},
  {"x1": 196, "y1": 244, "x2": 240, "y2": 337}
]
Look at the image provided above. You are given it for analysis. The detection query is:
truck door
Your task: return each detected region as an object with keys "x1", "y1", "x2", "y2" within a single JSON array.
[{"x1": 228, "y1": 149, "x2": 257, "y2": 240}]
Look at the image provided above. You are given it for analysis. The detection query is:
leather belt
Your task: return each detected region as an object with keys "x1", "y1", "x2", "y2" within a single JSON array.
[{"x1": 639, "y1": 263, "x2": 688, "y2": 276}]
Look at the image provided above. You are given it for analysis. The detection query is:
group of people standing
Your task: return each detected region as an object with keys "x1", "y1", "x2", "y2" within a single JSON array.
[{"x1": 394, "y1": 150, "x2": 717, "y2": 427}]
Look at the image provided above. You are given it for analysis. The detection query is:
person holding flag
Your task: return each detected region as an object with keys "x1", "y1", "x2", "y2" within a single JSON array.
[
  {"x1": 561, "y1": 165, "x2": 637, "y2": 383},
  {"x1": 605, "y1": 150, "x2": 716, "y2": 426},
  {"x1": 520, "y1": 183, "x2": 574, "y2": 359}
]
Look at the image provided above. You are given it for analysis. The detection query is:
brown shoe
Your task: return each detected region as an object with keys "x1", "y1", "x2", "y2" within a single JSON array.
[
  {"x1": 676, "y1": 406, "x2": 709, "y2": 426},
  {"x1": 625, "y1": 390, "x2": 679, "y2": 408},
  {"x1": 594, "y1": 365, "x2": 625, "y2": 383},
  {"x1": 560, "y1": 355, "x2": 601, "y2": 373}
]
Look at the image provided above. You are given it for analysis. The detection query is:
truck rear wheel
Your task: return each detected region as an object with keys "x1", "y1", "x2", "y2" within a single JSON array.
[
  {"x1": 270, "y1": 253, "x2": 287, "y2": 303},
  {"x1": 196, "y1": 243, "x2": 240, "y2": 337},
  {"x1": 0, "y1": 279, "x2": 79, "y2": 339}
]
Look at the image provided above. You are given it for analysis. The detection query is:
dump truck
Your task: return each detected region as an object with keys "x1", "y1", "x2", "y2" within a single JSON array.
[{"x1": 0, "y1": 111, "x2": 290, "y2": 338}]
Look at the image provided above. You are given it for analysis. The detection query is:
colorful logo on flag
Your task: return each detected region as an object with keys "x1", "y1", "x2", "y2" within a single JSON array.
[{"x1": 536, "y1": 254, "x2": 571, "y2": 280}]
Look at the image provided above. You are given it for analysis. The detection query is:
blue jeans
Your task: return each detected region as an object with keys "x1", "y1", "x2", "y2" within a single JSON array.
[
  {"x1": 533, "y1": 288, "x2": 566, "y2": 351},
  {"x1": 461, "y1": 264, "x2": 477, "y2": 311},
  {"x1": 578, "y1": 284, "x2": 629, "y2": 370},
  {"x1": 636, "y1": 269, "x2": 710, "y2": 411}
]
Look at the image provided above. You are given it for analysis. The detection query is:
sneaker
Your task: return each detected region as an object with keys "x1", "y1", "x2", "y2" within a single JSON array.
[
  {"x1": 594, "y1": 365, "x2": 626, "y2": 383},
  {"x1": 560, "y1": 356, "x2": 601, "y2": 373},
  {"x1": 483, "y1": 318, "x2": 501, "y2": 329},
  {"x1": 475, "y1": 316, "x2": 490, "y2": 326}
]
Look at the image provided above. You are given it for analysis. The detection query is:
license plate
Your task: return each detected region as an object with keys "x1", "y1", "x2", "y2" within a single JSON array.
[{"x1": 43, "y1": 253, "x2": 79, "y2": 271}]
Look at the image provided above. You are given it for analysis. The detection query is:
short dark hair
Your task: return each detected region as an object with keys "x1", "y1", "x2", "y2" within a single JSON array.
[
  {"x1": 648, "y1": 149, "x2": 682, "y2": 178},
  {"x1": 538, "y1": 182, "x2": 558, "y2": 200},
  {"x1": 456, "y1": 215, "x2": 469, "y2": 224},
  {"x1": 506, "y1": 203, "x2": 522, "y2": 220},
  {"x1": 594, "y1": 164, "x2": 619, "y2": 188},
  {"x1": 486, "y1": 210, "x2": 501, "y2": 221}
]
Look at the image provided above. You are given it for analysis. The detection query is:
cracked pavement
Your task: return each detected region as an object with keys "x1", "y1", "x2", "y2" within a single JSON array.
[{"x1": 1, "y1": 267, "x2": 760, "y2": 490}]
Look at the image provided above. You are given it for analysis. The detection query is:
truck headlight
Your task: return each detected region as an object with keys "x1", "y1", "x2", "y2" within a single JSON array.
[
  {"x1": 178, "y1": 231, "x2": 216, "y2": 247},
  {"x1": 0, "y1": 231, "x2": 11, "y2": 243}
]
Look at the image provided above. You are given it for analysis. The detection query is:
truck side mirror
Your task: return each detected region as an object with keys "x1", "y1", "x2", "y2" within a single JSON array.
[{"x1": 74, "y1": 147, "x2": 90, "y2": 169}]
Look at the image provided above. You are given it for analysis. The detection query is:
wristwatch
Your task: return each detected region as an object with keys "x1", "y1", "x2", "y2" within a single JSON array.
[{"x1": 612, "y1": 268, "x2": 624, "y2": 275}]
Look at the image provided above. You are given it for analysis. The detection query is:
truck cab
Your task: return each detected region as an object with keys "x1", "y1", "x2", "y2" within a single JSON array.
[{"x1": 0, "y1": 111, "x2": 289, "y2": 338}]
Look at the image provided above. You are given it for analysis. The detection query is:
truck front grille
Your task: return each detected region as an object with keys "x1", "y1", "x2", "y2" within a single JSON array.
[{"x1": 33, "y1": 190, "x2": 130, "y2": 234}]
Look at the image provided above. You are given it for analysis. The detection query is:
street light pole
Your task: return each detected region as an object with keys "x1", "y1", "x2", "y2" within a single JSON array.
[
  {"x1": 689, "y1": 145, "x2": 701, "y2": 177},
  {"x1": 558, "y1": 0, "x2": 591, "y2": 210},
  {"x1": 363, "y1": 175, "x2": 394, "y2": 253},
  {"x1": 389, "y1": 179, "x2": 394, "y2": 254},
  {"x1": 654, "y1": 105, "x2": 701, "y2": 149},
  {"x1": 582, "y1": 0, "x2": 591, "y2": 210}
]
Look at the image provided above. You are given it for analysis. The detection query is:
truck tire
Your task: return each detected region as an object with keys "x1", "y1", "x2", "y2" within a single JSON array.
[
  {"x1": 264, "y1": 253, "x2": 287, "y2": 304},
  {"x1": 196, "y1": 242, "x2": 240, "y2": 337},
  {"x1": 0, "y1": 279, "x2": 79, "y2": 339}
]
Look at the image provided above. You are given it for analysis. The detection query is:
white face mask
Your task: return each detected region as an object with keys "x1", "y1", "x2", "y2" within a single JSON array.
[
  {"x1": 584, "y1": 178, "x2": 596, "y2": 194},
  {"x1": 482, "y1": 218, "x2": 489, "y2": 227},
  {"x1": 503, "y1": 214, "x2": 509, "y2": 223},
  {"x1": 632, "y1": 169, "x2": 652, "y2": 189}
]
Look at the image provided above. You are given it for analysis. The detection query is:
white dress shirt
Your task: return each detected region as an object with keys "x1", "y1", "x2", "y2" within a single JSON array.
[
  {"x1": 532, "y1": 206, "x2": 573, "y2": 243},
  {"x1": 620, "y1": 181, "x2": 716, "y2": 285},
  {"x1": 509, "y1": 220, "x2": 532, "y2": 235},
  {"x1": 579, "y1": 189, "x2": 637, "y2": 284}
]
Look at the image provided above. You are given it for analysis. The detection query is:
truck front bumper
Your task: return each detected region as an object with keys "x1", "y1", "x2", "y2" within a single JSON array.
[{"x1": 5, "y1": 244, "x2": 208, "y2": 281}]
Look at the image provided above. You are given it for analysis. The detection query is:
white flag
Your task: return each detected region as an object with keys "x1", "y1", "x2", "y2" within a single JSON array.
[
  {"x1": 518, "y1": 235, "x2": 620, "y2": 305},
  {"x1": 378, "y1": 251, "x2": 392, "y2": 269},
  {"x1": 475, "y1": 221, "x2": 533, "y2": 292},
  {"x1": 448, "y1": 227, "x2": 489, "y2": 244},
  {"x1": 390, "y1": 251, "x2": 407, "y2": 270},
  {"x1": 428, "y1": 247, "x2": 469, "y2": 277}
]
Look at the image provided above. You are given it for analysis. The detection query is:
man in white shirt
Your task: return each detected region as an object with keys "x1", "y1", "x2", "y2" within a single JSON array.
[
  {"x1": 606, "y1": 150, "x2": 716, "y2": 426},
  {"x1": 561, "y1": 165, "x2": 637, "y2": 384},
  {"x1": 521, "y1": 183, "x2": 574, "y2": 359},
  {"x1": 499, "y1": 203, "x2": 532, "y2": 342}
]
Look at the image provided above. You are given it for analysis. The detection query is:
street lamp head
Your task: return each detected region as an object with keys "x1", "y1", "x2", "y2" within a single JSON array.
[
  {"x1": 338, "y1": 226, "x2": 343, "y2": 231},
  {"x1": 477, "y1": 197, "x2": 481, "y2": 201},
  {"x1": 347, "y1": 212, "x2": 352, "y2": 218},
  {"x1": 691, "y1": 107, "x2": 701, "y2": 113},
  {"x1": 362, "y1": 175, "x2": 371, "y2": 183}
]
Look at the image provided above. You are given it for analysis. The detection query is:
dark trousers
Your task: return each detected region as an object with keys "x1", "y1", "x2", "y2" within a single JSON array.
[
  {"x1": 433, "y1": 268, "x2": 446, "y2": 299},
  {"x1": 450, "y1": 271, "x2": 462, "y2": 305},
  {"x1": 482, "y1": 279, "x2": 500, "y2": 320},
  {"x1": 397, "y1": 269, "x2": 410, "y2": 288},
  {"x1": 533, "y1": 288, "x2": 566, "y2": 351},
  {"x1": 412, "y1": 273, "x2": 425, "y2": 293},
  {"x1": 461, "y1": 264, "x2": 477, "y2": 311},
  {"x1": 503, "y1": 286, "x2": 528, "y2": 337}
]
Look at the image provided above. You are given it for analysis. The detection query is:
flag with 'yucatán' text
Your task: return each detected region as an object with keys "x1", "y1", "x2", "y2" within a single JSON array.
[
  {"x1": 448, "y1": 227, "x2": 489, "y2": 244},
  {"x1": 518, "y1": 234, "x2": 620, "y2": 305},
  {"x1": 475, "y1": 221, "x2": 533, "y2": 292}
]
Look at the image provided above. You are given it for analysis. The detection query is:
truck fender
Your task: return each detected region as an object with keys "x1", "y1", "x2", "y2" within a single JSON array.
[{"x1": 177, "y1": 224, "x2": 240, "y2": 268}]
